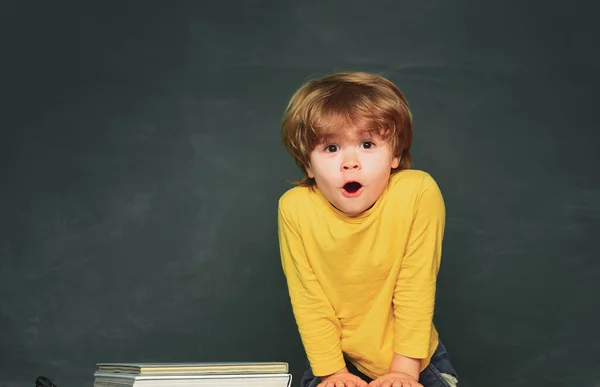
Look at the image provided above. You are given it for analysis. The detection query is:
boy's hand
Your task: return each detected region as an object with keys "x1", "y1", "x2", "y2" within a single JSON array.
[
  {"x1": 368, "y1": 372, "x2": 423, "y2": 387},
  {"x1": 317, "y1": 371, "x2": 368, "y2": 387}
]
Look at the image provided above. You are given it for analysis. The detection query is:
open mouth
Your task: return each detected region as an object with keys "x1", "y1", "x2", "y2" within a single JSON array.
[{"x1": 343, "y1": 181, "x2": 363, "y2": 194}]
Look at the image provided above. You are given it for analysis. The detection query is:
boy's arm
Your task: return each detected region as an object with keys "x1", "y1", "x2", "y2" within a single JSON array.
[
  {"x1": 277, "y1": 204, "x2": 346, "y2": 377},
  {"x1": 391, "y1": 175, "x2": 446, "y2": 374}
]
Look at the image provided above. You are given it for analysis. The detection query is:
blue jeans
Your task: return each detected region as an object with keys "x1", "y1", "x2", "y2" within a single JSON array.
[{"x1": 300, "y1": 339, "x2": 459, "y2": 387}]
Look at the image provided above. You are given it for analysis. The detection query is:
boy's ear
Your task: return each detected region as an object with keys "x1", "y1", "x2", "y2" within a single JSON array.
[
  {"x1": 306, "y1": 165, "x2": 315, "y2": 178},
  {"x1": 391, "y1": 156, "x2": 400, "y2": 169}
]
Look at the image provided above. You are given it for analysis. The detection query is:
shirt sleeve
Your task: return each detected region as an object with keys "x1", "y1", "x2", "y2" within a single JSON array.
[
  {"x1": 393, "y1": 174, "x2": 446, "y2": 358},
  {"x1": 278, "y1": 200, "x2": 346, "y2": 376}
]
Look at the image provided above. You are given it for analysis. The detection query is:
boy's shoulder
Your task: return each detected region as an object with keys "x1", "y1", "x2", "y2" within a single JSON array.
[
  {"x1": 278, "y1": 184, "x2": 314, "y2": 213},
  {"x1": 388, "y1": 168, "x2": 439, "y2": 192}
]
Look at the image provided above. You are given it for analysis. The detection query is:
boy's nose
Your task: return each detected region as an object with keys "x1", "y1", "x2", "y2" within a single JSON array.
[{"x1": 342, "y1": 158, "x2": 360, "y2": 170}]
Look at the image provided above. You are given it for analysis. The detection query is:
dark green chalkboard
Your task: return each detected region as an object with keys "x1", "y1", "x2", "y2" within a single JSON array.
[{"x1": 2, "y1": 1, "x2": 599, "y2": 386}]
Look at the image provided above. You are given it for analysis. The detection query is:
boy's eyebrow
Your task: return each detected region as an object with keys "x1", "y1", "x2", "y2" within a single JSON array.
[
  {"x1": 318, "y1": 129, "x2": 380, "y2": 144},
  {"x1": 320, "y1": 133, "x2": 338, "y2": 144},
  {"x1": 360, "y1": 129, "x2": 376, "y2": 138}
]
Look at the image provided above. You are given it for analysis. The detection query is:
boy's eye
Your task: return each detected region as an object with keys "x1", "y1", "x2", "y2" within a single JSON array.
[
  {"x1": 361, "y1": 141, "x2": 375, "y2": 149},
  {"x1": 324, "y1": 145, "x2": 339, "y2": 153}
]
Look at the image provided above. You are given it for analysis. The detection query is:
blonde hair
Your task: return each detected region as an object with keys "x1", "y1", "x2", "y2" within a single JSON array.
[{"x1": 280, "y1": 71, "x2": 413, "y2": 187}]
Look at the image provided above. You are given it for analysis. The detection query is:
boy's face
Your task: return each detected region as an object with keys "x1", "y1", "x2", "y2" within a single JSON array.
[{"x1": 306, "y1": 126, "x2": 400, "y2": 217}]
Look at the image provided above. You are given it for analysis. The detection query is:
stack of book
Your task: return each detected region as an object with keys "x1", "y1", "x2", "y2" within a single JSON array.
[{"x1": 92, "y1": 362, "x2": 292, "y2": 387}]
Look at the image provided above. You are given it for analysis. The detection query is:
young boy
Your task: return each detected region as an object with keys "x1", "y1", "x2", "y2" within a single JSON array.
[{"x1": 277, "y1": 72, "x2": 459, "y2": 387}]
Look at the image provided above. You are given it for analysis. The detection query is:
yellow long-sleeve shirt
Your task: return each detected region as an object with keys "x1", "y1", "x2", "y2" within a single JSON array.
[{"x1": 277, "y1": 169, "x2": 445, "y2": 379}]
